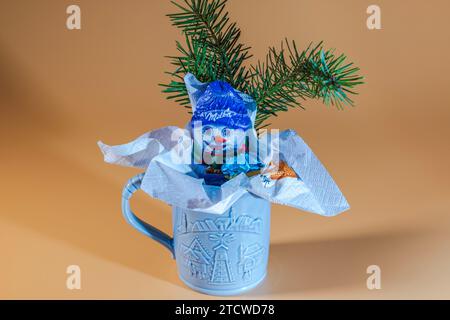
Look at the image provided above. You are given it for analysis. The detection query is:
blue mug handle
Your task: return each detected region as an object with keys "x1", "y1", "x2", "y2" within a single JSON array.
[{"x1": 121, "y1": 173, "x2": 175, "y2": 258}]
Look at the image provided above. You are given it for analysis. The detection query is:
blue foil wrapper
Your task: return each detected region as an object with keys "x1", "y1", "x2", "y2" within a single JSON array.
[
  {"x1": 186, "y1": 74, "x2": 261, "y2": 176},
  {"x1": 191, "y1": 80, "x2": 253, "y2": 130},
  {"x1": 221, "y1": 152, "x2": 263, "y2": 178}
]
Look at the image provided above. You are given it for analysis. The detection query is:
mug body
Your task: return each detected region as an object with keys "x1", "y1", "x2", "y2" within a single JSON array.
[{"x1": 172, "y1": 192, "x2": 271, "y2": 296}]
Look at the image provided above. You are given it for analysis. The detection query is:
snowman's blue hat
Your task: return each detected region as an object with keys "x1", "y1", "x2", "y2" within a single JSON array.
[{"x1": 186, "y1": 74, "x2": 256, "y2": 130}]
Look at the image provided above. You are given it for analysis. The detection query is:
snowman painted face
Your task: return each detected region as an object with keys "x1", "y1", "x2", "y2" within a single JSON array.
[{"x1": 201, "y1": 125, "x2": 247, "y2": 162}]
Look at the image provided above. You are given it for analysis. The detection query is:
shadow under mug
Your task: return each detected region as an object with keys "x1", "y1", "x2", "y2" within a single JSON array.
[{"x1": 122, "y1": 173, "x2": 271, "y2": 296}]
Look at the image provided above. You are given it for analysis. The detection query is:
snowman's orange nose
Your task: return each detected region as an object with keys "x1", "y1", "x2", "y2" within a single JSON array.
[{"x1": 215, "y1": 136, "x2": 227, "y2": 143}]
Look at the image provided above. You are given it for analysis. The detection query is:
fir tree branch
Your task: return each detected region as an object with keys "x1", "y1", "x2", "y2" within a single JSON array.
[
  {"x1": 161, "y1": 33, "x2": 218, "y2": 107},
  {"x1": 161, "y1": 0, "x2": 252, "y2": 105},
  {"x1": 249, "y1": 40, "x2": 364, "y2": 128},
  {"x1": 161, "y1": 0, "x2": 364, "y2": 129}
]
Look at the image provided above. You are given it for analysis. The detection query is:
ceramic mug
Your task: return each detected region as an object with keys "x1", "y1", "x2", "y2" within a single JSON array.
[{"x1": 122, "y1": 173, "x2": 271, "y2": 296}]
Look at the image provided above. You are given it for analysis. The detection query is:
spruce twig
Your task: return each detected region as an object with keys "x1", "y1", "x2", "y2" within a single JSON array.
[{"x1": 161, "y1": 0, "x2": 364, "y2": 129}]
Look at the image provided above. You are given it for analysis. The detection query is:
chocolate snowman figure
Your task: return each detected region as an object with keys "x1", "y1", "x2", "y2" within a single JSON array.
[{"x1": 188, "y1": 75, "x2": 262, "y2": 180}]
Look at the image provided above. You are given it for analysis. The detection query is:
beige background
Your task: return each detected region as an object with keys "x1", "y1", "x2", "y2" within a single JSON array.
[{"x1": 1, "y1": 0, "x2": 449, "y2": 299}]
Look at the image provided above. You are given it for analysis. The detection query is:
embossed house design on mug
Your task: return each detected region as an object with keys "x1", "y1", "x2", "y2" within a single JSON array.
[{"x1": 177, "y1": 208, "x2": 264, "y2": 286}]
